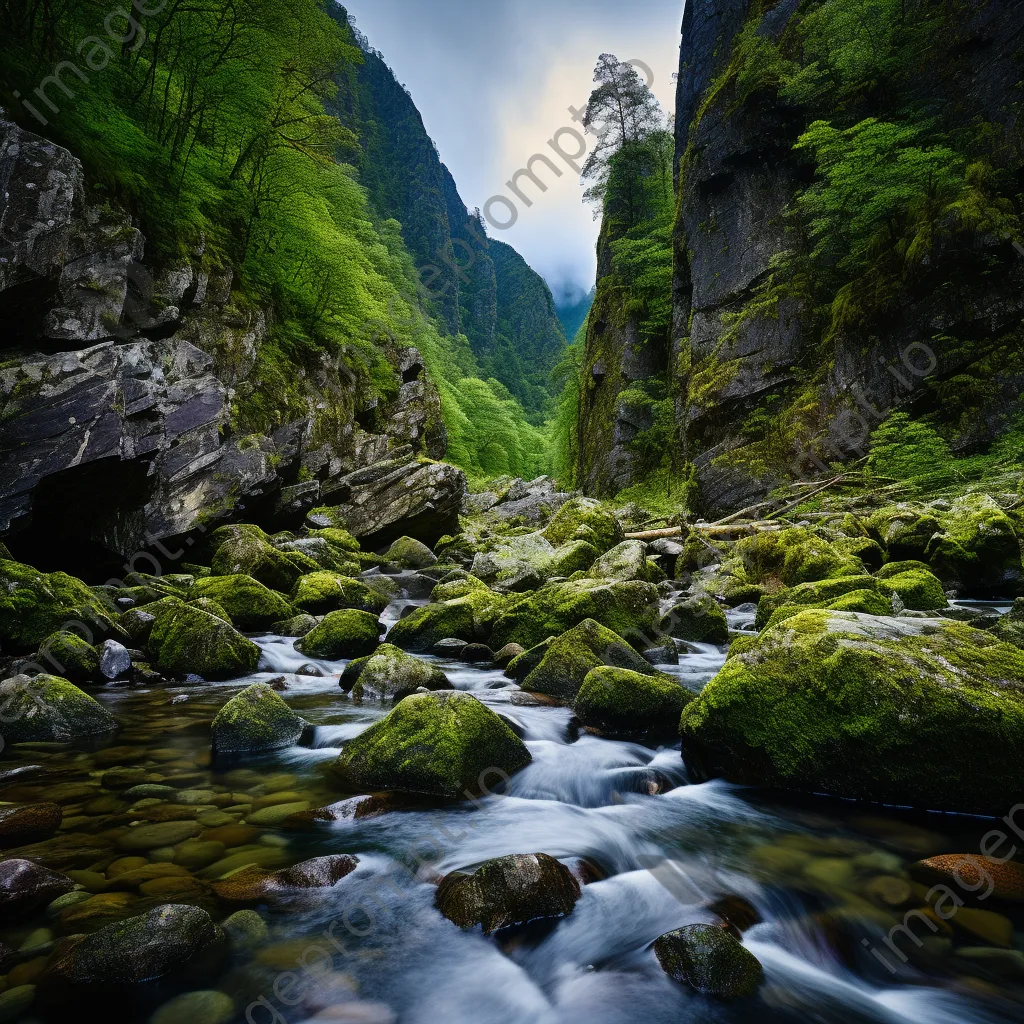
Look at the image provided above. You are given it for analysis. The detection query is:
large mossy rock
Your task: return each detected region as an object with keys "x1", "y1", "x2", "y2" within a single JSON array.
[
  {"x1": 435, "y1": 853, "x2": 581, "y2": 934},
  {"x1": 384, "y1": 536, "x2": 437, "y2": 569},
  {"x1": 148, "y1": 604, "x2": 260, "y2": 680},
  {"x1": 0, "y1": 559, "x2": 123, "y2": 653},
  {"x1": 290, "y1": 572, "x2": 389, "y2": 616},
  {"x1": 332, "y1": 691, "x2": 531, "y2": 798},
  {"x1": 209, "y1": 524, "x2": 306, "y2": 593},
  {"x1": 387, "y1": 591, "x2": 506, "y2": 652},
  {"x1": 588, "y1": 540, "x2": 662, "y2": 583},
  {"x1": 36, "y1": 630, "x2": 101, "y2": 682},
  {"x1": 211, "y1": 682, "x2": 310, "y2": 756},
  {"x1": 43, "y1": 904, "x2": 220, "y2": 989},
  {"x1": 679, "y1": 610, "x2": 1024, "y2": 815},
  {"x1": 341, "y1": 643, "x2": 449, "y2": 702},
  {"x1": 0, "y1": 675, "x2": 118, "y2": 742},
  {"x1": 294, "y1": 609, "x2": 383, "y2": 659},
  {"x1": 190, "y1": 574, "x2": 294, "y2": 630},
  {"x1": 662, "y1": 594, "x2": 729, "y2": 643},
  {"x1": 993, "y1": 598, "x2": 1024, "y2": 650},
  {"x1": 489, "y1": 579, "x2": 661, "y2": 652},
  {"x1": 541, "y1": 497, "x2": 623, "y2": 552},
  {"x1": 517, "y1": 619, "x2": 657, "y2": 701},
  {"x1": 575, "y1": 666, "x2": 692, "y2": 743},
  {"x1": 730, "y1": 527, "x2": 865, "y2": 590},
  {"x1": 654, "y1": 924, "x2": 763, "y2": 998},
  {"x1": 276, "y1": 536, "x2": 360, "y2": 574}
]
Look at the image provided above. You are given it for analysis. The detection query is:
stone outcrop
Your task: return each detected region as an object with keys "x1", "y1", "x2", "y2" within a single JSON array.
[{"x1": 0, "y1": 116, "x2": 453, "y2": 573}]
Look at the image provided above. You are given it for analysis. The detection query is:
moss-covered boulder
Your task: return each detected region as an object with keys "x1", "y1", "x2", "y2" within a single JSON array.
[
  {"x1": 731, "y1": 527, "x2": 865, "y2": 589},
  {"x1": 384, "y1": 536, "x2": 437, "y2": 569},
  {"x1": 992, "y1": 598, "x2": 1024, "y2": 650},
  {"x1": 762, "y1": 588, "x2": 893, "y2": 629},
  {"x1": 271, "y1": 613, "x2": 318, "y2": 637},
  {"x1": 0, "y1": 559, "x2": 123, "y2": 653},
  {"x1": 294, "y1": 610, "x2": 383, "y2": 659},
  {"x1": 679, "y1": 610, "x2": 1024, "y2": 815},
  {"x1": 575, "y1": 667, "x2": 692, "y2": 743},
  {"x1": 289, "y1": 572, "x2": 389, "y2": 616},
  {"x1": 435, "y1": 853, "x2": 581, "y2": 934},
  {"x1": 654, "y1": 924, "x2": 763, "y2": 998},
  {"x1": 307, "y1": 526, "x2": 361, "y2": 553},
  {"x1": 36, "y1": 631, "x2": 101, "y2": 683},
  {"x1": 431, "y1": 573, "x2": 490, "y2": 602},
  {"x1": 547, "y1": 539, "x2": 600, "y2": 577},
  {"x1": 43, "y1": 904, "x2": 220, "y2": 989},
  {"x1": 211, "y1": 682, "x2": 310, "y2": 756},
  {"x1": 148, "y1": 605, "x2": 260, "y2": 680},
  {"x1": 867, "y1": 505, "x2": 942, "y2": 561},
  {"x1": 754, "y1": 575, "x2": 892, "y2": 629},
  {"x1": 332, "y1": 691, "x2": 531, "y2": 798},
  {"x1": 190, "y1": 575, "x2": 294, "y2": 631},
  {"x1": 189, "y1": 597, "x2": 231, "y2": 623},
  {"x1": 0, "y1": 675, "x2": 118, "y2": 742},
  {"x1": 276, "y1": 537, "x2": 359, "y2": 574},
  {"x1": 340, "y1": 643, "x2": 450, "y2": 702},
  {"x1": 541, "y1": 497, "x2": 623, "y2": 552},
  {"x1": 925, "y1": 494, "x2": 1024, "y2": 595},
  {"x1": 588, "y1": 540, "x2": 662, "y2": 583},
  {"x1": 876, "y1": 567, "x2": 948, "y2": 610},
  {"x1": 519, "y1": 619, "x2": 657, "y2": 701},
  {"x1": 387, "y1": 591, "x2": 506, "y2": 653},
  {"x1": 661, "y1": 594, "x2": 729, "y2": 643},
  {"x1": 489, "y1": 579, "x2": 660, "y2": 652},
  {"x1": 209, "y1": 524, "x2": 305, "y2": 593}
]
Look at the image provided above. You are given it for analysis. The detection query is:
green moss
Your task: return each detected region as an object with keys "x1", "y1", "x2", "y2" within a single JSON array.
[
  {"x1": 679, "y1": 609, "x2": 1024, "y2": 814},
  {"x1": 332, "y1": 691, "x2": 531, "y2": 798},
  {"x1": 764, "y1": 588, "x2": 893, "y2": 628},
  {"x1": 588, "y1": 540, "x2": 663, "y2": 583},
  {"x1": 876, "y1": 568, "x2": 947, "y2": 610},
  {"x1": 0, "y1": 559, "x2": 121, "y2": 653},
  {"x1": 289, "y1": 572, "x2": 389, "y2": 616},
  {"x1": 732, "y1": 527, "x2": 865, "y2": 590},
  {"x1": 387, "y1": 590, "x2": 507, "y2": 653},
  {"x1": 37, "y1": 631, "x2": 101, "y2": 683},
  {"x1": 295, "y1": 609, "x2": 383, "y2": 659},
  {"x1": 342, "y1": 643, "x2": 449, "y2": 702},
  {"x1": 209, "y1": 525, "x2": 305, "y2": 593},
  {"x1": 0, "y1": 674, "x2": 118, "y2": 742},
  {"x1": 189, "y1": 574, "x2": 294, "y2": 631},
  {"x1": 548, "y1": 540, "x2": 600, "y2": 577},
  {"x1": 431, "y1": 574, "x2": 491, "y2": 602},
  {"x1": 384, "y1": 536, "x2": 437, "y2": 569},
  {"x1": 541, "y1": 497, "x2": 624, "y2": 552},
  {"x1": 190, "y1": 598, "x2": 232, "y2": 622},
  {"x1": 306, "y1": 527, "x2": 361, "y2": 553},
  {"x1": 489, "y1": 579, "x2": 661, "y2": 651},
  {"x1": 519, "y1": 618, "x2": 658, "y2": 701},
  {"x1": 575, "y1": 666, "x2": 692, "y2": 742},
  {"x1": 148, "y1": 604, "x2": 261, "y2": 681},
  {"x1": 211, "y1": 682, "x2": 309, "y2": 756},
  {"x1": 992, "y1": 599, "x2": 1024, "y2": 650},
  {"x1": 661, "y1": 595, "x2": 729, "y2": 644},
  {"x1": 755, "y1": 574, "x2": 884, "y2": 628}
]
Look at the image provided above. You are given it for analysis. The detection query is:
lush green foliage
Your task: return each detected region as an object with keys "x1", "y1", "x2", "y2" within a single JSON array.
[{"x1": 0, "y1": 0, "x2": 551, "y2": 479}]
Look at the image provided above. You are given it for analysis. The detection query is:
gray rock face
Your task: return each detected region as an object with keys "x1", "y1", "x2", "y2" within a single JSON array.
[{"x1": 0, "y1": 118, "x2": 450, "y2": 566}]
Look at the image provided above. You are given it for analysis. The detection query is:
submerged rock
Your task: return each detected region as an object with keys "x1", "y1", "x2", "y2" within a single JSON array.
[
  {"x1": 148, "y1": 604, "x2": 260, "y2": 680},
  {"x1": 680, "y1": 610, "x2": 1024, "y2": 814},
  {"x1": 295, "y1": 609, "x2": 383, "y2": 659},
  {"x1": 654, "y1": 924, "x2": 763, "y2": 998},
  {"x1": 212, "y1": 854, "x2": 358, "y2": 904},
  {"x1": 211, "y1": 683, "x2": 310, "y2": 756},
  {"x1": 0, "y1": 674, "x2": 118, "y2": 742},
  {"x1": 0, "y1": 859, "x2": 74, "y2": 920},
  {"x1": 909, "y1": 855, "x2": 1024, "y2": 903},
  {"x1": 435, "y1": 853, "x2": 581, "y2": 935},
  {"x1": 43, "y1": 904, "x2": 221, "y2": 989},
  {"x1": 0, "y1": 803, "x2": 62, "y2": 847},
  {"x1": 574, "y1": 666, "x2": 692, "y2": 743},
  {"x1": 340, "y1": 643, "x2": 449, "y2": 702},
  {"x1": 333, "y1": 691, "x2": 531, "y2": 798}
]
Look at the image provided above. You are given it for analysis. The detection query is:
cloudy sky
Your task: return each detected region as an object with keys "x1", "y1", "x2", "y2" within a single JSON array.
[{"x1": 344, "y1": 0, "x2": 684, "y2": 304}]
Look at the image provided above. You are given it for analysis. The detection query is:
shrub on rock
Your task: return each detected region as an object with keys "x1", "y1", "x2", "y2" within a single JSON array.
[
  {"x1": 0, "y1": 674, "x2": 118, "y2": 742},
  {"x1": 575, "y1": 666, "x2": 692, "y2": 743},
  {"x1": 148, "y1": 605, "x2": 260, "y2": 680},
  {"x1": 435, "y1": 853, "x2": 581, "y2": 934},
  {"x1": 332, "y1": 691, "x2": 531, "y2": 798},
  {"x1": 295, "y1": 609, "x2": 383, "y2": 659},
  {"x1": 680, "y1": 609, "x2": 1024, "y2": 815},
  {"x1": 340, "y1": 643, "x2": 449, "y2": 702},
  {"x1": 211, "y1": 682, "x2": 310, "y2": 756},
  {"x1": 191, "y1": 574, "x2": 294, "y2": 630}
]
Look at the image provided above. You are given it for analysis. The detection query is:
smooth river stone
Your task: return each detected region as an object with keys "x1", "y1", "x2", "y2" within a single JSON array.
[
  {"x1": 124, "y1": 785, "x2": 176, "y2": 799},
  {"x1": 199, "y1": 847, "x2": 290, "y2": 879},
  {"x1": 251, "y1": 791, "x2": 307, "y2": 810},
  {"x1": 0, "y1": 985, "x2": 36, "y2": 1022},
  {"x1": 116, "y1": 820, "x2": 202, "y2": 851},
  {"x1": 173, "y1": 840, "x2": 226, "y2": 870},
  {"x1": 59, "y1": 891, "x2": 136, "y2": 928},
  {"x1": 196, "y1": 811, "x2": 236, "y2": 828},
  {"x1": 174, "y1": 790, "x2": 220, "y2": 806},
  {"x1": 246, "y1": 802, "x2": 311, "y2": 826},
  {"x1": 107, "y1": 857, "x2": 149, "y2": 877},
  {"x1": 150, "y1": 990, "x2": 235, "y2": 1024}
]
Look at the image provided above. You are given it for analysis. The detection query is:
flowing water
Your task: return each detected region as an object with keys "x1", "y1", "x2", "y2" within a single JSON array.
[{"x1": 2, "y1": 583, "x2": 1022, "y2": 1023}]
